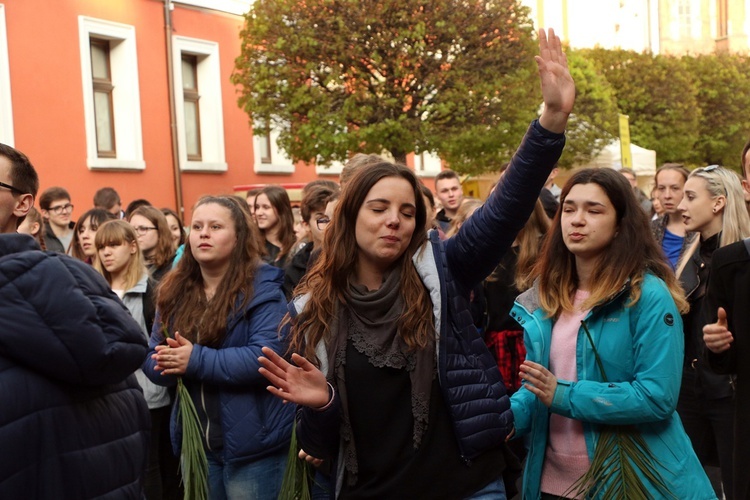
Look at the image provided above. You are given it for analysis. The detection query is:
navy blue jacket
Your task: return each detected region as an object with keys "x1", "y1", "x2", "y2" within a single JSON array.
[
  {"x1": 143, "y1": 263, "x2": 294, "y2": 463},
  {"x1": 293, "y1": 120, "x2": 565, "y2": 494},
  {"x1": 0, "y1": 234, "x2": 150, "y2": 499}
]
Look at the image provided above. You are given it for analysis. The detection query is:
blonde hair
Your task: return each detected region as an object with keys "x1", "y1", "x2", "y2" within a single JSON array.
[
  {"x1": 445, "y1": 198, "x2": 482, "y2": 238},
  {"x1": 94, "y1": 220, "x2": 147, "y2": 291},
  {"x1": 676, "y1": 166, "x2": 750, "y2": 277}
]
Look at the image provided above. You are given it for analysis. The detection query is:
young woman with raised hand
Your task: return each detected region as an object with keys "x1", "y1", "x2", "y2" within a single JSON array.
[
  {"x1": 94, "y1": 220, "x2": 174, "y2": 500},
  {"x1": 674, "y1": 165, "x2": 750, "y2": 500},
  {"x1": 127, "y1": 205, "x2": 176, "y2": 283},
  {"x1": 255, "y1": 185, "x2": 296, "y2": 268},
  {"x1": 510, "y1": 168, "x2": 715, "y2": 499},
  {"x1": 70, "y1": 208, "x2": 116, "y2": 263},
  {"x1": 142, "y1": 195, "x2": 293, "y2": 499},
  {"x1": 257, "y1": 28, "x2": 572, "y2": 499}
]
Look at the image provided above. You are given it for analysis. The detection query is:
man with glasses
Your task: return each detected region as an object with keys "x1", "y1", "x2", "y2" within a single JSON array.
[
  {"x1": 0, "y1": 144, "x2": 37, "y2": 234},
  {"x1": 39, "y1": 186, "x2": 75, "y2": 253}
]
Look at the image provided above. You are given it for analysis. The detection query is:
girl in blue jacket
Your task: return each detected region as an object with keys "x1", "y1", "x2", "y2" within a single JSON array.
[
  {"x1": 510, "y1": 168, "x2": 716, "y2": 499},
  {"x1": 143, "y1": 195, "x2": 293, "y2": 499},
  {"x1": 257, "y1": 28, "x2": 573, "y2": 499}
]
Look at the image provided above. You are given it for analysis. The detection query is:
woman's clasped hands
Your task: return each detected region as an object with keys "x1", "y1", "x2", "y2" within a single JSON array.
[{"x1": 152, "y1": 332, "x2": 193, "y2": 375}]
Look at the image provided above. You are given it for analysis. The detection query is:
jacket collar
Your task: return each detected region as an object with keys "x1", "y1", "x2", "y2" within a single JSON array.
[
  {"x1": 123, "y1": 272, "x2": 149, "y2": 295},
  {"x1": 516, "y1": 279, "x2": 631, "y2": 318}
]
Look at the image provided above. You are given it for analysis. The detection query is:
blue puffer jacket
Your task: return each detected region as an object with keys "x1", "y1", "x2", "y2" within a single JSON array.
[
  {"x1": 0, "y1": 234, "x2": 150, "y2": 499},
  {"x1": 143, "y1": 263, "x2": 294, "y2": 463},
  {"x1": 511, "y1": 274, "x2": 716, "y2": 500},
  {"x1": 294, "y1": 119, "x2": 565, "y2": 495}
]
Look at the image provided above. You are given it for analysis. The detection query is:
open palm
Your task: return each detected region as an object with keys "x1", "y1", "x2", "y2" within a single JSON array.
[
  {"x1": 258, "y1": 346, "x2": 330, "y2": 408},
  {"x1": 536, "y1": 28, "x2": 575, "y2": 133}
]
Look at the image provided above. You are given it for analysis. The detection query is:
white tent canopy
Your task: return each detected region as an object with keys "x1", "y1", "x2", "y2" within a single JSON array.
[{"x1": 588, "y1": 140, "x2": 657, "y2": 177}]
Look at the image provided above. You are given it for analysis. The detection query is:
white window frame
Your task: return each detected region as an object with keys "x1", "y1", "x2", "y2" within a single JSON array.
[
  {"x1": 414, "y1": 151, "x2": 442, "y2": 178},
  {"x1": 315, "y1": 159, "x2": 345, "y2": 176},
  {"x1": 172, "y1": 36, "x2": 227, "y2": 172},
  {"x1": 78, "y1": 16, "x2": 145, "y2": 170},
  {"x1": 0, "y1": 4, "x2": 13, "y2": 146},
  {"x1": 253, "y1": 127, "x2": 295, "y2": 174}
]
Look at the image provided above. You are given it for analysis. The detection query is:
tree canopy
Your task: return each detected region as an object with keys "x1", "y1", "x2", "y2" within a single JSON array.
[
  {"x1": 556, "y1": 49, "x2": 619, "y2": 169},
  {"x1": 581, "y1": 48, "x2": 700, "y2": 165},
  {"x1": 683, "y1": 53, "x2": 750, "y2": 168},
  {"x1": 233, "y1": 0, "x2": 541, "y2": 173}
]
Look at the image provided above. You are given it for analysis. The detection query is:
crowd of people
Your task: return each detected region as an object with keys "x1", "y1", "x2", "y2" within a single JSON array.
[{"x1": 1, "y1": 27, "x2": 749, "y2": 500}]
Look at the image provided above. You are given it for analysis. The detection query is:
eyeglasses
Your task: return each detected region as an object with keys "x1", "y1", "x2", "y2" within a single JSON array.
[
  {"x1": 701, "y1": 165, "x2": 720, "y2": 173},
  {"x1": 48, "y1": 203, "x2": 74, "y2": 215},
  {"x1": 0, "y1": 181, "x2": 25, "y2": 195},
  {"x1": 316, "y1": 216, "x2": 331, "y2": 231},
  {"x1": 133, "y1": 226, "x2": 157, "y2": 235}
]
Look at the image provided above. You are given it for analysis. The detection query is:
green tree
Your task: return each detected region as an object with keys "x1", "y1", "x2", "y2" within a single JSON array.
[
  {"x1": 557, "y1": 48, "x2": 620, "y2": 169},
  {"x1": 683, "y1": 53, "x2": 750, "y2": 169},
  {"x1": 582, "y1": 48, "x2": 700, "y2": 164},
  {"x1": 232, "y1": 0, "x2": 541, "y2": 173}
]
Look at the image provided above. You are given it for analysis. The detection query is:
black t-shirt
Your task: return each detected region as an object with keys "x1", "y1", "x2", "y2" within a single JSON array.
[{"x1": 340, "y1": 341, "x2": 504, "y2": 499}]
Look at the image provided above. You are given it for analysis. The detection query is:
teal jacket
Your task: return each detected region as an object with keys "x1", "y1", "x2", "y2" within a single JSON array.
[{"x1": 510, "y1": 274, "x2": 716, "y2": 500}]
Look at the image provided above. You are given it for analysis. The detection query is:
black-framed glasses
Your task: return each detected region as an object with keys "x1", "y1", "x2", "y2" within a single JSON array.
[
  {"x1": 0, "y1": 180, "x2": 25, "y2": 195},
  {"x1": 48, "y1": 203, "x2": 74, "y2": 214},
  {"x1": 133, "y1": 225, "x2": 157, "y2": 235},
  {"x1": 316, "y1": 216, "x2": 331, "y2": 231}
]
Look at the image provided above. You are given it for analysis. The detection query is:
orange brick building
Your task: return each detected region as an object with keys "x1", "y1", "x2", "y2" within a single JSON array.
[{"x1": 0, "y1": 0, "x2": 448, "y2": 221}]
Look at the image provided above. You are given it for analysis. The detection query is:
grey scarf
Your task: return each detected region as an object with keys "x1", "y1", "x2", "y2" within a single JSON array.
[{"x1": 327, "y1": 265, "x2": 435, "y2": 485}]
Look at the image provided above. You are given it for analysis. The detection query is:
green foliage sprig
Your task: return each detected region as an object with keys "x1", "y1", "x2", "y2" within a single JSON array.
[
  {"x1": 162, "y1": 325, "x2": 208, "y2": 500},
  {"x1": 564, "y1": 321, "x2": 676, "y2": 500},
  {"x1": 279, "y1": 422, "x2": 314, "y2": 500}
]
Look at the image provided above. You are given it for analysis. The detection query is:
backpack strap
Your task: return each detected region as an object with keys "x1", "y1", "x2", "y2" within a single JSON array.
[{"x1": 744, "y1": 237, "x2": 750, "y2": 257}]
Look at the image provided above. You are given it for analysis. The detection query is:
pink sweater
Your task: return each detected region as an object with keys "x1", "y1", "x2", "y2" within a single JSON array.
[{"x1": 540, "y1": 290, "x2": 591, "y2": 498}]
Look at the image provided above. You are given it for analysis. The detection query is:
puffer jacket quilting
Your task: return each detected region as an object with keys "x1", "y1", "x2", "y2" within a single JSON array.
[
  {"x1": 0, "y1": 234, "x2": 150, "y2": 499},
  {"x1": 143, "y1": 263, "x2": 294, "y2": 464}
]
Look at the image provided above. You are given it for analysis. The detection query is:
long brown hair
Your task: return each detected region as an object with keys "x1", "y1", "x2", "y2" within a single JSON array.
[
  {"x1": 487, "y1": 199, "x2": 549, "y2": 291},
  {"x1": 289, "y1": 161, "x2": 433, "y2": 363},
  {"x1": 257, "y1": 185, "x2": 296, "y2": 264},
  {"x1": 534, "y1": 168, "x2": 688, "y2": 316},
  {"x1": 157, "y1": 196, "x2": 264, "y2": 347},
  {"x1": 127, "y1": 205, "x2": 175, "y2": 268}
]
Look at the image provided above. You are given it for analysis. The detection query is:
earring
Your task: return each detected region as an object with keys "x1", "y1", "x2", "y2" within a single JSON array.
[{"x1": 713, "y1": 208, "x2": 717, "y2": 213}]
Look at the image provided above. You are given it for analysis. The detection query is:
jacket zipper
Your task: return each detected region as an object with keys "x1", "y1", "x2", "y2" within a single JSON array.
[
  {"x1": 431, "y1": 234, "x2": 472, "y2": 465},
  {"x1": 201, "y1": 383, "x2": 212, "y2": 451}
]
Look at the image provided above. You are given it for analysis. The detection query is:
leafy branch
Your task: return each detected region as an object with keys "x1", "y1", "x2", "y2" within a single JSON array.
[{"x1": 564, "y1": 321, "x2": 676, "y2": 499}]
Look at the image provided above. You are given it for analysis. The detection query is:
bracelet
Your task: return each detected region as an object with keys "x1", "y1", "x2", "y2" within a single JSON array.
[{"x1": 313, "y1": 382, "x2": 335, "y2": 412}]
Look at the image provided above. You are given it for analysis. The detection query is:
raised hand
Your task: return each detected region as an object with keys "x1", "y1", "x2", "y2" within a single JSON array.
[
  {"x1": 536, "y1": 28, "x2": 575, "y2": 134},
  {"x1": 519, "y1": 360, "x2": 558, "y2": 407},
  {"x1": 258, "y1": 346, "x2": 330, "y2": 408},
  {"x1": 703, "y1": 307, "x2": 734, "y2": 354}
]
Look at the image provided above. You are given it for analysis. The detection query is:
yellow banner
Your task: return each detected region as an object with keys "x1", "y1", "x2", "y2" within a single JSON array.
[{"x1": 619, "y1": 114, "x2": 632, "y2": 168}]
